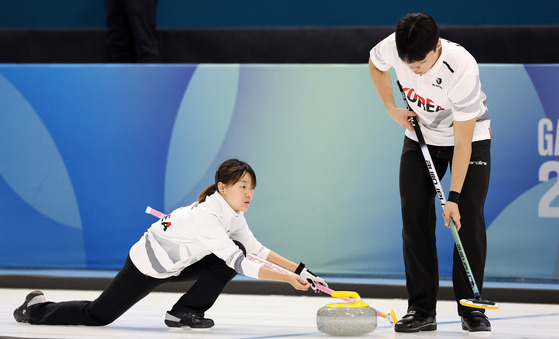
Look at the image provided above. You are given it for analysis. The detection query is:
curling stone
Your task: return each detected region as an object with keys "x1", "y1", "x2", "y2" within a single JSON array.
[{"x1": 316, "y1": 291, "x2": 377, "y2": 336}]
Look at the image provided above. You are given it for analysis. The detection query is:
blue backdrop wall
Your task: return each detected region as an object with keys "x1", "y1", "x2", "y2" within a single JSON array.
[
  {"x1": 1, "y1": 64, "x2": 558, "y2": 282},
  {"x1": 0, "y1": 0, "x2": 558, "y2": 28}
]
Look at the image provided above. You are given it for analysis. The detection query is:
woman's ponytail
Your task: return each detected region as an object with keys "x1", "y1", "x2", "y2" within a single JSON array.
[{"x1": 198, "y1": 184, "x2": 217, "y2": 203}]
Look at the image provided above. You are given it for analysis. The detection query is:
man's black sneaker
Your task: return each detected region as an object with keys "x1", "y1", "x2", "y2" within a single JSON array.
[
  {"x1": 394, "y1": 309, "x2": 437, "y2": 332},
  {"x1": 461, "y1": 310, "x2": 491, "y2": 332},
  {"x1": 13, "y1": 290, "x2": 46, "y2": 323},
  {"x1": 165, "y1": 310, "x2": 214, "y2": 328}
]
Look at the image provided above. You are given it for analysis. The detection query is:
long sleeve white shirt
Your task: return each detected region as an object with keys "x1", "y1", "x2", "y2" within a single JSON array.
[{"x1": 129, "y1": 192, "x2": 270, "y2": 279}]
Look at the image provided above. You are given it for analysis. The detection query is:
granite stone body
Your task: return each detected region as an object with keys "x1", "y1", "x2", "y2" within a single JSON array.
[{"x1": 316, "y1": 305, "x2": 377, "y2": 336}]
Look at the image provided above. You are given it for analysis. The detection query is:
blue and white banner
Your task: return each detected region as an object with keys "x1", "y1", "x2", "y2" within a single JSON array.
[{"x1": 0, "y1": 64, "x2": 557, "y2": 281}]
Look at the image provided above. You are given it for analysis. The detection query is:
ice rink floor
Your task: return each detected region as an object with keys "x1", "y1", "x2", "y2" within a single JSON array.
[{"x1": 2, "y1": 288, "x2": 559, "y2": 339}]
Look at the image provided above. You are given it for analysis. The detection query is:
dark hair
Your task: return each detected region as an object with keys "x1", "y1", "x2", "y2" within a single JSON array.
[
  {"x1": 198, "y1": 159, "x2": 257, "y2": 203},
  {"x1": 395, "y1": 12, "x2": 439, "y2": 63}
]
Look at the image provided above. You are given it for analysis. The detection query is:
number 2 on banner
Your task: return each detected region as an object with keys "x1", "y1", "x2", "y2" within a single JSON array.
[{"x1": 539, "y1": 161, "x2": 559, "y2": 218}]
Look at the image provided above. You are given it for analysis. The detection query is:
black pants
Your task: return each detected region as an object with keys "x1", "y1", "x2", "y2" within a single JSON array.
[
  {"x1": 105, "y1": 0, "x2": 160, "y2": 63},
  {"x1": 399, "y1": 136, "x2": 491, "y2": 317},
  {"x1": 27, "y1": 246, "x2": 241, "y2": 325}
]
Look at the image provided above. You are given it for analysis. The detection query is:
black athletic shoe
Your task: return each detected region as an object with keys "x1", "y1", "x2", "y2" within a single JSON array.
[
  {"x1": 165, "y1": 310, "x2": 214, "y2": 328},
  {"x1": 13, "y1": 290, "x2": 46, "y2": 323},
  {"x1": 461, "y1": 310, "x2": 491, "y2": 332},
  {"x1": 394, "y1": 310, "x2": 437, "y2": 332}
]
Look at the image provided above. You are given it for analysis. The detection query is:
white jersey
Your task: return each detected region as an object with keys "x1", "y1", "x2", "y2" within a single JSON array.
[
  {"x1": 129, "y1": 192, "x2": 270, "y2": 279},
  {"x1": 370, "y1": 33, "x2": 491, "y2": 146}
]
